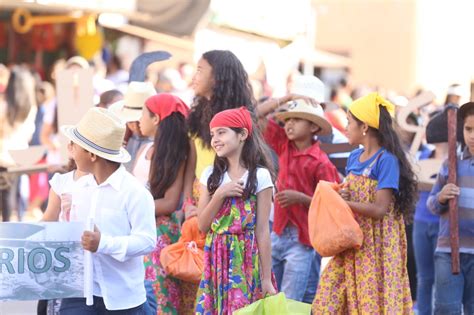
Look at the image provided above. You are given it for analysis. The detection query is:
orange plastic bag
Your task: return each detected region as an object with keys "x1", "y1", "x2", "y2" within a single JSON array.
[
  {"x1": 308, "y1": 180, "x2": 363, "y2": 257},
  {"x1": 160, "y1": 217, "x2": 206, "y2": 283}
]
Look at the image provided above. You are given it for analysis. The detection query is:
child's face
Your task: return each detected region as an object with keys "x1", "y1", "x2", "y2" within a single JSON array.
[
  {"x1": 463, "y1": 115, "x2": 474, "y2": 153},
  {"x1": 126, "y1": 121, "x2": 143, "y2": 136},
  {"x1": 70, "y1": 141, "x2": 92, "y2": 172},
  {"x1": 192, "y1": 58, "x2": 214, "y2": 99},
  {"x1": 138, "y1": 106, "x2": 159, "y2": 138},
  {"x1": 210, "y1": 127, "x2": 246, "y2": 158},
  {"x1": 283, "y1": 118, "x2": 319, "y2": 141},
  {"x1": 346, "y1": 112, "x2": 366, "y2": 145}
]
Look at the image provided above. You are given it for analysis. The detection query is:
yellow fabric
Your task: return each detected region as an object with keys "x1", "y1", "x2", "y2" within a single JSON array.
[
  {"x1": 348, "y1": 92, "x2": 395, "y2": 129},
  {"x1": 194, "y1": 137, "x2": 215, "y2": 179}
]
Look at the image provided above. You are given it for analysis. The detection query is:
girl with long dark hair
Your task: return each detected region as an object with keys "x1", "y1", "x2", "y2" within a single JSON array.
[
  {"x1": 181, "y1": 50, "x2": 256, "y2": 313},
  {"x1": 313, "y1": 93, "x2": 417, "y2": 314},
  {"x1": 196, "y1": 107, "x2": 276, "y2": 314},
  {"x1": 183, "y1": 50, "x2": 255, "y2": 217},
  {"x1": 136, "y1": 93, "x2": 190, "y2": 314}
]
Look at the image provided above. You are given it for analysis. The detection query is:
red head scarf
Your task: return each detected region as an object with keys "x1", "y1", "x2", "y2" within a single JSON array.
[
  {"x1": 209, "y1": 107, "x2": 253, "y2": 135},
  {"x1": 145, "y1": 93, "x2": 189, "y2": 120}
]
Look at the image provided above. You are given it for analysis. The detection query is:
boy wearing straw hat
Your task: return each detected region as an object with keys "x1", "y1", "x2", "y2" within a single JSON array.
[
  {"x1": 256, "y1": 77, "x2": 340, "y2": 302},
  {"x1": 59, "y1": 107, "x2": 156, "y2": 314}
]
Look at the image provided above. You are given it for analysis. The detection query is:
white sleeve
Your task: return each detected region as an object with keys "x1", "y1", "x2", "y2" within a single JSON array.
[
  {"x1": 256, "y1": 168, "x2": 274, "y2": 193},
  {"x1": 49, "y1": 173, "x2": 64, "y2": 195},
  {"x1": 199, "y1": 166, "x2": 214, "y2": 186},
  {"x1": 97, "y1": 188, "x2": 156, "y2": 262},
  {"x1": 42, "y1": 102, "x2": 56, "y2": 125}
]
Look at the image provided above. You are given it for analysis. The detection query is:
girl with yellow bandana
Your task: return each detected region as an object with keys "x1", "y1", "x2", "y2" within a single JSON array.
[{"x1": 313, "y1": 92, "x2": 417, "y2": 314}]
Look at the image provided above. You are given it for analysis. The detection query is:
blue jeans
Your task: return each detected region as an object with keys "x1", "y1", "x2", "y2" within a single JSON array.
[
  {"x1": 413, "y1": 220, "x2": 439, "y2": 315},
  {"x1": 434, "y1": 252, "x2": 474, "y2": 315},
  {"x1": 59, "y1": 296, "x2": 146, "y2": 314},
  {"x1": 302, "y1": 252, "x2": 321, "y2": 304},
  {"x1": 271, "y1": 226, "x2": 315, "y2": 301},
  {"x1": 144, "y1": 280, "x2": 157, "y2": 315}
]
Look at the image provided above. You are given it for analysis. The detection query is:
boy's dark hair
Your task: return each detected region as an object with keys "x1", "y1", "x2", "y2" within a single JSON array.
[
  {"x1": 149, "y1": 112, "x2": 190, "y2": 199},
  {"x1": 352, "y1": 106, "x2": 418, "y2": 221},
  {"x1": 188, "y1": 50, "x2": 255, "y2": 148},
  {"x1": 103, "y1": 158, "x2": 121, "y2": 168},
  {"x1": 99, "y1": 90, "x2": 123, "y2": 108},
  {"x1": 460, "y1": 102, "x2": 474, "y2": 123},
  {"x1": 207, "y1": 127, "x2": 275, "y2": 199}
]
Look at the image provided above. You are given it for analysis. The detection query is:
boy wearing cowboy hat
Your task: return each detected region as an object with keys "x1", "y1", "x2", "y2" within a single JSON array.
[
  {"x1": 256, "y1": 75, "x2": 340, "y2": 302},
  {"x1": 108, "y1": 81, "x2": 156, "y2": 172},
  {"x1": 59, "y1": 107, "x2": 156, "y2": 314}
]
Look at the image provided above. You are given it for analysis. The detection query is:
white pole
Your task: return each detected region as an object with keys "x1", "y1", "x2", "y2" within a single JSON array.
[{"x1": 84, "y1": 190, "x2": 98, "y2": 305}]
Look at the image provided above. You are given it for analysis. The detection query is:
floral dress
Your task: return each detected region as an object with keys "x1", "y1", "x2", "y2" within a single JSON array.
[
  {"x1": 195, "y1": 195, "x2": 270, "y2": 315},
  {"x1": 144, "y1": 213, "x2": 181, "y2": 314},
  {"x1": 312, "y1": 172, "x2": 413, "y2": 314}
]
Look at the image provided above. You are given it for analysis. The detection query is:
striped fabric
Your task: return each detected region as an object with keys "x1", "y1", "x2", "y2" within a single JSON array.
[{"x1": 428, "y1": 147, "x2": 474, "y2": 254}]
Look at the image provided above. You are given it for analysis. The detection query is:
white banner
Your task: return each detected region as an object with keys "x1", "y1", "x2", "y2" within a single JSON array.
[{"x1": 0, "y1": 222, "x2": 84, "y2": 301}]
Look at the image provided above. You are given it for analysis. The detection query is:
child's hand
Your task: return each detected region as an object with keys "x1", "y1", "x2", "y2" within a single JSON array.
[
  {"x1": 438, "y1": 183, "x2": 460, "y2": 204},
  {"x1": 339, "y1": 182, "x2": 350, "y2": 201},
  {"x1": 184, "y1": 204, "x2": 198, "y2": 219},
  {"x1": 287, "y1": 93, "x2": 320, "y2": 106},
  {"x1": 261, "y1": 279, "x2": 277, "y2": 296},
  {"x1": 215, "y1": 180, "x2": 244, "y2": 199},
  {"x1": 82, "y1": 225, "x2": 101, "y2": 252},
  {"x1": 275, "y1": 190, "x2": 302, "y2": 207},
  {"x1": 60, "y1": 193, "x2": 72, "y2": 213}
]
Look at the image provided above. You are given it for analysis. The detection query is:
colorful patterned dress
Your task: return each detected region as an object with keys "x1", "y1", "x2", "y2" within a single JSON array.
[
  {"x1": 144, "y1": 213, "x2": 181, "y2": 314},
  {"x1": 312, "y1": 173, "x2": 413, "y2": 314},
  {"x1": 195, "y1": 195, "x2": 269, "y2": 315}
]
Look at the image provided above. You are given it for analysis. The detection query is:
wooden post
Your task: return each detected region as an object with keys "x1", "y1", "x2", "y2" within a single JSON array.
[{"x1": 447, "y1": 105, "x2": 460, "y2": 274}]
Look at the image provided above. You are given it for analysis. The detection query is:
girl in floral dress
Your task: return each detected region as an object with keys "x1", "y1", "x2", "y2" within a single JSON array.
[
  {"x1": 196, "y1": 107, "x2": 277, "y2": 314},
  {"x1": 136, "y1": 94, "x2": 190, "y2": 314},
  {"x1": 313, "y1": 93, "x2": 417, "y2": 314}
]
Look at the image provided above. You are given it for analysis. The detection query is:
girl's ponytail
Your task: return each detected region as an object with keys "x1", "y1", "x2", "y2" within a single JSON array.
[{"x1": 377, "y1": 106, "x2": 417, "y2": 221}]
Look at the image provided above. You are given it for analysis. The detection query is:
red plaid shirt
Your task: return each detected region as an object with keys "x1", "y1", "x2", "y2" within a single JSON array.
[{"x1": 264, "y1": 119, "x2": 340, "y2": 247}]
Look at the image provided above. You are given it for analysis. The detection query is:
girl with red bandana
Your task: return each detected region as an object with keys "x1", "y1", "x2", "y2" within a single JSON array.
[
  {"x1": 137, "y1": 93, "x2": 190, "y2": 314},
  {"x1": 195, "y1": 107, "x2": 277, "y2": 314}
]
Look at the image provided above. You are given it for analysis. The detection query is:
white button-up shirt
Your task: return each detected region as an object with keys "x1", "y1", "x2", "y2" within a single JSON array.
[{"x1": 72, "y1": 166, "x2": 156, "y2": 310}]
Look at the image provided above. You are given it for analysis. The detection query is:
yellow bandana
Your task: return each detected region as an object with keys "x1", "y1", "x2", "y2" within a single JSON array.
[{"x1": 348, "y1": 92, "x2": 395, "y2": 129}]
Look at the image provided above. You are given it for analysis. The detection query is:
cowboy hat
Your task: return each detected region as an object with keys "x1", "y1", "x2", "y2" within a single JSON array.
[
  {"x1": 275, "y1": 99, "x2": 332, "y2": 136},
  {"x1": 109, "y1": 81, "x2": 156, "y2": 123},
  {"x1": 61, "y1": 107, "x2": 131, "y2": 163}
]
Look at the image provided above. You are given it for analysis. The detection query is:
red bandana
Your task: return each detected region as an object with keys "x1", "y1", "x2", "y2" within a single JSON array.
[
  {"x1": 209, "y1": 107, "x2": 253, "y2": 135},
  {"x1": 145, "y1": 93, "x2": 189, "y2": 120}
]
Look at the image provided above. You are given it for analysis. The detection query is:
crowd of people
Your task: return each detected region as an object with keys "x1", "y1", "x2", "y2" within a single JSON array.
[{"x1": 0, "y1": 49, "x2": 473, "y2": 315}]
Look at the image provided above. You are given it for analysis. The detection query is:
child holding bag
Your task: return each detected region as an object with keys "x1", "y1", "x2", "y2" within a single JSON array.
[
  {"x1": 313, "y1": 93, "x2": 417, "y2": 314},
  {"x1": 137, "y1": 93, "x2": 190, "y2": 314},
  {"x1": 196, "y1": 107, "x2": 276, "y2": 314}
]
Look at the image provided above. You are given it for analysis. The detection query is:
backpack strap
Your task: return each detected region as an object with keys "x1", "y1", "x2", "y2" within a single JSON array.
[{"x1": 362, "y1": 150, "x2": 385, "y2": 177}]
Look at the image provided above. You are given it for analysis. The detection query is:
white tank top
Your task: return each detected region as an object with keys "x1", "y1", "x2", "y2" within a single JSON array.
[{"x1": 132, "y1": 142, "x2": 153, "y2": 186}]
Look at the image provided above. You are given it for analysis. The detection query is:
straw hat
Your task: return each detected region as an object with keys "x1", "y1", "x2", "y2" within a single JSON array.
[
  {"x1": 109, "y1": 81, "x2": 156, "y2": 122},
  {"x1": 275, "y1": 99, "x2": 332, "y2": 136},
  {"x1": 291, "y1": 75, "x2": 326, "y2": 102},
  {"x1": 61, "y1": 107, "x2": 131, "y2": 163}
]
